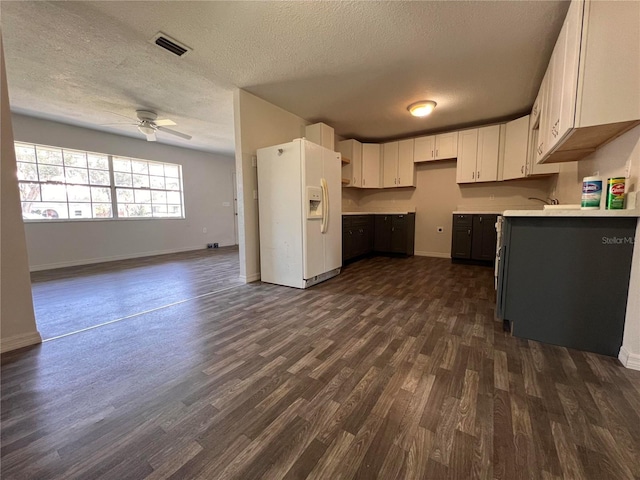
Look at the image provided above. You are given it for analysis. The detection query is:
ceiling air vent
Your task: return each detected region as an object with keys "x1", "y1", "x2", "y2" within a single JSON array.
[{"x1": 150, "y1": 32, "x2": 191, "y2": 57}]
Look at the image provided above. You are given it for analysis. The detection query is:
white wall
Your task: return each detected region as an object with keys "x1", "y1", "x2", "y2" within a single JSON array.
[
  {"x1": 11, "y1": 114, "x2": 236, "y2": 270},
  {"x1": 1, "y1": 34, "x2": 41, "y2": 352},
  {"x1": 553, "y1": 125, "x2": 640, "y2": 369},
  {"x1": 233, "y1": 90, "x2": 308, "y2": 282},
  {"x1": 345, "y1": 162, "x2": 554, "y2": 257}
]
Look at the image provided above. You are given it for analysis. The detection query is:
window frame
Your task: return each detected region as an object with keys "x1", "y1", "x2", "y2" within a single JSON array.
[{"x1": 15, "y1": 142, "x2": 185, "y2": 223}]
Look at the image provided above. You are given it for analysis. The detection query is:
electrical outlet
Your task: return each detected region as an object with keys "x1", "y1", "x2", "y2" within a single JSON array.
[
  {"x1": 251, "y1": 155, "x2": 257, "y2": 167},
  {"x1": 436, "y1": 226, "x2": 444, "y2": 233},
  {"x1": 202, "y1": 227, "x2": 207, "y2": 234}
]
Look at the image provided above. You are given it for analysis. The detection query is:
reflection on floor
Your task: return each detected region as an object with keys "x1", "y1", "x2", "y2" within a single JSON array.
[{"x1": 30, "y1": 246, "x2": 241, "y2": 339}]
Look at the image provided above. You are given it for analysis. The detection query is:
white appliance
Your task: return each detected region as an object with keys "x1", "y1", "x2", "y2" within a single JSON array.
[{"x1": 257, "y1": 138, "x2": 342, "y2": 289}]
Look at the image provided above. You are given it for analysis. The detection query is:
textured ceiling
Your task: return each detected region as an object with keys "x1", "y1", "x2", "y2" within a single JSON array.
[{"x1": 1, "y1": 1, "x2": 569, "y2": 155}]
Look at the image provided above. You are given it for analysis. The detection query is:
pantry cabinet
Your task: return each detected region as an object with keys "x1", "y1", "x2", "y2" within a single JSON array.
[
  {"x1": 456, "y1": 125, "x2": 501, "y2": 184},
  {"x1": 414, "y1": 132, "x2": 459, "y2": 162},
  {"x1": 338, "y1": 139, "x2": 362, "y2": 188},
  {"x1": 383, "y1": 139, "x2": 415, "y2": 188},
  {"x1": 361, "y1": 143, "x2": 382, "y2": 188},
  {"x1": 536, "y1": 0, "x2": 640, "y2": 164}
]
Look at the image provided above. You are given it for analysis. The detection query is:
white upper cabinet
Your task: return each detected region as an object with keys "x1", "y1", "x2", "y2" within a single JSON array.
[
  {"x1": 338, "y1": 139, "x2": 362, "y2": 188},
  {"x1": 476, "y1": 126, "x2": 500, "y2": 182},
  {"x1": 413, "y1": 135, "x2": 435, "y2": 162},
  {"x1": 537, "y1": 0, "x2": 640, "y2": 164},
  {"x1": 382, "y1": 139, "x2": 415, "y2": 188},
  {"x1": 361, "y1": 143, "x2": 382, "y2": 188},
  {"x1": 456, "y1": 126, "x2": 501, "y2": 183},
  {"x1": 434, "y1": 132, "x2": 459, "y2": 160},
  {"x1": 413, "y1": 132, "x2": 458, "y2": 162},
  {"x1": 502, "y1": 116, "x2": 530, "y2": 180},
  {"x1": 397, "y1": 139, "x2": 415, "y2": 187},
  {"x1": 382, "y1": 141, "x2": 399, "y2": 188},
  {"x1": 456, "y1": 129, "x2": 479, "y2": 183}
]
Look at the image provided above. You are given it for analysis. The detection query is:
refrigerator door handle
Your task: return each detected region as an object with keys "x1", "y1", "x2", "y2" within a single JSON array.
[{"x1": 320, "y1": 178, "x2": 329, "y2": 234}]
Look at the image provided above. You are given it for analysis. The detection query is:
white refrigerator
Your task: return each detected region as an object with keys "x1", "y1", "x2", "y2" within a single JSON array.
[{"x1": 257, "y1": 138, "x2": 342, "y2": 289}]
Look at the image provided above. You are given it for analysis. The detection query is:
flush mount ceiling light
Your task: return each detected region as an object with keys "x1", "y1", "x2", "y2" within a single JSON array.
[{"x1": 408, "y1": 100, "x2": 437, "y2": 117}]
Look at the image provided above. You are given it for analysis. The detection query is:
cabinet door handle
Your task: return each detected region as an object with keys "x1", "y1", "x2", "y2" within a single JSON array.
[
  {"x1": 394, "y1": 178, "x2": 397, "y2": 184},
  {"x1": 479, "y1": 216, "x2": 482, "y2": 223},
  {"x1": 468, "y1": 229, "x2": 471, "y2": 236},
  {"x1": 477, "y1": 171, "x2": 480, "y2": 179},
  {"x1": 431, "y1": 150, "x2": 434, "y2": 157},
  {"x1": 436, "y1": 149, "x2": 439, "y2": 157},
  {"x1": 521, "y1": 165, "x2": 524, "y2": 174},
  {"x1": 392, "y1": 227, "x2": 395, "y2": 232},
  {"x1": 472, "y1": 171, "x2": 475, "y2": 179},
  {"x1": 398, "y1": 177, "x2": 400, "y2": 184}
]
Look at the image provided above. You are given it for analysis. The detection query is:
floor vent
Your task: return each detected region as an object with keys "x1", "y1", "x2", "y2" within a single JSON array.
[{"x1": 150, "y1": 32, "x2": 191, "y2": 57}]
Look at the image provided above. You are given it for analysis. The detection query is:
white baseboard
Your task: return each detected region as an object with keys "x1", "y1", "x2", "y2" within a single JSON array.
[
  {"x1": 29, "y1": 244, "x2": 235, "y2": 272},
  {"x1": 240, "y1": 272, "x2": 261, "y2": 283},
  {"x1": 415, "y1": 251, "x2": 451, "y2": 259},
  {"x1": 619, "y1": 346, "x2": 640, "y2": 370},
  {"x1": 1, "y1": 331, "x2": 42, "y2": 354}
]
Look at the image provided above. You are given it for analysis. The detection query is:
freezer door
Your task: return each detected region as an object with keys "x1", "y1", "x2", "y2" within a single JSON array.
[{"x1": 302, "y1": 141, "x2": 325, "y2": 280}]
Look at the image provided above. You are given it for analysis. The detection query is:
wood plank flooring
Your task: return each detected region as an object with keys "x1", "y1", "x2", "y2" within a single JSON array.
[
  {"x1": 30, "y1": 247, "x2": 241, "y2": 339},
  {"x1": 2, "y1": 254, "x2": 640, "y2": 479}
]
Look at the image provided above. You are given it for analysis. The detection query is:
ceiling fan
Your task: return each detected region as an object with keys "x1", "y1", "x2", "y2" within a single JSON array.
[{"x1": 103, "y1": 110, "x2": 192, "y2": 142}]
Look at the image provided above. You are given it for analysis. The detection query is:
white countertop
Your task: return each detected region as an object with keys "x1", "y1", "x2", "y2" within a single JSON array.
[
  {"x1": 342, "y1": 211, "x2": 415, "y2": 215},
  {"x1": 503, "y1": 208, "x2": 640, "y2": 218}
]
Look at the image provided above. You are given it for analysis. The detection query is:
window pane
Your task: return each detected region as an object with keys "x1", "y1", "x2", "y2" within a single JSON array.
[
  {"x1": 131, "y1": 160, "x2": 148, "y2": 174},
  {"x1": 87, "y1": 153, "x2": 109, "y2": 170},
  {"x1": 164, "y1": 164, "x2": 179, "y2": 178},
  {"x1": 17, "y1": 162, "x2": 38, "y2": 181},
  {"x1": 67, "y1": 185, "x2": 91, "y2": 202},
  {"x1": 41, "y1": 184, "x2": 68, "y2": 202},
  {"x1": 19, "y1": 183, "x2": 41, "y2": 202},
  {"x1": 36, "y1": 147, "x2": 63, "y2": 165},
  {"x1": 166, "y1": 178, "x2": 180, "y2": 191},
  {"x1": 15, "y1": 144, "x2": 36, "y2": 163},
  {"x1": 22, "y1": 202, "x2": 45, "y2": 219},
  {"x1": 167, "y1": 191, "x2": 181, "y2": 204},
  {"x1": 63, "y1": 150, "x2": 87, "y2": 168},
  {"x1": 113, "y1": 157, "x2": 131, "y2": 172},
  {"x1": 119, "y1": 204, "x2": 152, "y2": 218},
  {"x1": 151, "y1": 191, "x2": 166, "y2": 203},
  {"x1": 91, "y1": 187, "x2": 111, "y2": 202},
  {"x1": 132, "y1": 174, "x2": 149, "y2": 188},
  {"x1": 65, "y1": 167, "x2": 89, "y2": 184},
  {"x1": 89, "y1": 169, "x2": 110, "y2": 185},
  {"x1": 69, "y1": 203, "x2": 92, "y2": 219},
  {"x1": 117, "y1": 188, "x2": 134, "y2": 203},
  {"x1": 134, "y1": 190, "x2": 151, "y2": 204},
  {"x1": 150, "y1": 176, "x2": 165, "y2": 189},
  {"x1": 149, "y1": 163, "x2": 164, "y2": 176},
  {"x1": 92, "y1": 203, "x2": 113, "y2": 218},
  {"x1": 114, "y1": 172, "x2": 132, "y2": 187},
  {"x1": 167, "y1": 205, "x2": 182, "y2": 217},
  {"x1": 152, "y1": 205, "x2": 168, "y2": 216},
  {"x1": 38, "y1": 203, "x2": 68, "y2": 219},
  {"x1": 38, "y1": 164, "x2": 64, "y2": 182}
]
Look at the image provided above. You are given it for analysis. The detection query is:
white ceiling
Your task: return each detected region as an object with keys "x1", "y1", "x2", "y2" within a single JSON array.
[{"x1": 1, "y1": 1, "x2": 569, "y2": 155}]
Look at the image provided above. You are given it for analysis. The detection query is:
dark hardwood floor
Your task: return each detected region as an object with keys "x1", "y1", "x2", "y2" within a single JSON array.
[
  {"x1": 2, "y1": 255, "x2": 640, "y2": 479},
  {"x1": 30, "y1": 247, "x2": 241, "y2": 339}
]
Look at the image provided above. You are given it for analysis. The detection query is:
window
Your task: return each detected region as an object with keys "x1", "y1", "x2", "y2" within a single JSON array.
[{"x1": 15, "y1": 142, "x2": 184, "y2": 221}]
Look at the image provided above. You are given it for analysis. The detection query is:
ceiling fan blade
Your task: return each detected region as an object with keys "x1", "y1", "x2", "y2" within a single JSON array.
[
  {"x1": 100, "y1": 122, "x2": 138, "y2": 126},
  {"x1": 157, "y1": 126, "x2": 192, "y2": 140},
  {"x1": 145, "y1": 132, "x2": 157, "y2": 142},
  {"x1": 155, "y1": 119, "x2": 177, "y2": 126}
]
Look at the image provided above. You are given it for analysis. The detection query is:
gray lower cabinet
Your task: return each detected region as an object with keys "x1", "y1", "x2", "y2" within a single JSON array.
[
  {"x1": 497, "y1": 216, "x2": 636, "y2": 357},
  {"x1": 451, "y1": 214, "x2": 498, "y2": 262},
  {"x1": 343, "y1": 213, "x2": 415, "y2": 263},
  {"x1": 342, "y1": 215, "x2": 373, "y2": 262}
]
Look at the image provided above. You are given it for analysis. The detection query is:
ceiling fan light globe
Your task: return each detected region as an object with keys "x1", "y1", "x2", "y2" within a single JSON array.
[{"x1": 138, "y1": 124, "x2": 155, "y2": 136}]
